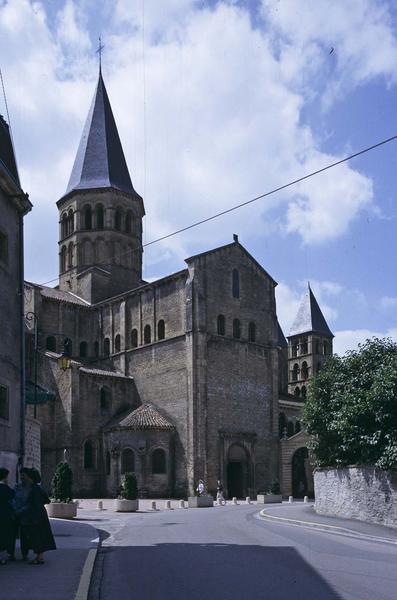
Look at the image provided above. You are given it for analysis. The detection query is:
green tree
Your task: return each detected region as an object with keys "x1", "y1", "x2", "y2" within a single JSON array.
[
  {"x1": 51, "y1": 461, "x2": 73, "y2": 502},
  {"x1": 121, "y1": 472, "x2": 138, "y2": 500},
  {"x1": 303, "y1": 338, "x2": 397, "y2": 469}
]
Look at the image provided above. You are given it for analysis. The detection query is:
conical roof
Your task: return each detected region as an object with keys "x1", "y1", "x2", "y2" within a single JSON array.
[
  {"x1": 64, "y1": 70, "x2": 135, "y2": 197},
  {"x1": 289, "y1": 285, "x2": 334, "y2": 338},
  {"x1": 111, "y1": 403, "x2": 175, "y2": 431}
]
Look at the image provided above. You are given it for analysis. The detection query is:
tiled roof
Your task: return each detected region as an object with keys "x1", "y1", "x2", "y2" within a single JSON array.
[
  {"x1": 39, "y1": 286, "x2": 91, "y2": 306},
  {"x1": 289, "y1": 284, "x2": 333, "y2": 338},
  {"x1": 113, "y1": 403, "x2": 174, "y2": 431},
  {"x1": 63, "y1": 70, "x2": 137, "y2": 199},
  {"x1": 79, "y1": 367, "x2": 133, "y2": 380}
]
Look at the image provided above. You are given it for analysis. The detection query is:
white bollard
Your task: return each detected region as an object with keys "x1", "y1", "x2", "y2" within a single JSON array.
[
  {"x1": 165, "y1": 500, "x2": 172, "y2": 510},
  {"x1": 245, "y1": 497, "x2": 251, "y2": 504},
  {"x1": 303, "y1": 496, "x2": 309, "y2": 503},
  {"x1": 289, "y1": 496, "x2": 293, "y2": 503},
  {"x1": 151, "y1": 501, "x2": 157, "y2": 511},
  {"x1": 179, "y1": 500, "x2": 185, "y2": 509},
  {"x1": 232, "y1": 497, "x2": 238, "y2": 505},
  {"x1": 97, "y1": 500, "x2": 103, "y2": 511}
]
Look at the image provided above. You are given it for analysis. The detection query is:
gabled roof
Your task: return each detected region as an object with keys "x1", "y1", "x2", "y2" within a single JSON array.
[
  {"x1": 109, "y1": 403, "x2": 175, "y2": 431},
  {"x1": 185, "y1": 240, "x2": 277, "y2": 286},
  {"x1": 63, "y1": 70, "x2": 136, "y2": 199},
  {"x1": 289, "y1": 284, "x2": 333, "y2": 338}
]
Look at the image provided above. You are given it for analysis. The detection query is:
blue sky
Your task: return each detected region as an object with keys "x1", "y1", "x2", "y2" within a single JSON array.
[{"x1": 1, "y1": 0, "x2": 396, "y2": 354}]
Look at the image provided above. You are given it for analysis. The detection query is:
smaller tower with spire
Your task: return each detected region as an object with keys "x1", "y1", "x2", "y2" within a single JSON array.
[
  {"x1": 287, "y1": 284, "x2": 334, "y2": 398},
  {"x1": 57, "y1": 68, "x2": 144, "y2": 303}
]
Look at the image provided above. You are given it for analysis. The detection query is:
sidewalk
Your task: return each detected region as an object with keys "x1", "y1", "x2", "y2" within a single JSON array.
[
  {"x1": 0, "y1": 518, "x2": 98, "y2": 600},
  {"x1": 260, "y1": 501, "x2": 397, "y2": 542}
]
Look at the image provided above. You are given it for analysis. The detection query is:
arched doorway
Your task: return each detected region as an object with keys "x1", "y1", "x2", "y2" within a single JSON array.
[
  {"x1": 227, "y1": 444, "x2": 249, "y2": 499},
  {"x1": 292, "y1": 447, "x2": 309, "y2": 498}
]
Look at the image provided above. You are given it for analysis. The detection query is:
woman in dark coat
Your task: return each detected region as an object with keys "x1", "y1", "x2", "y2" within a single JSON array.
[
  {"x1": 17, "y1": 468, "x2": 56, "y2": 564},
  {"x1": 0, "y1": 467, "x2": 15, "y2": 565}
]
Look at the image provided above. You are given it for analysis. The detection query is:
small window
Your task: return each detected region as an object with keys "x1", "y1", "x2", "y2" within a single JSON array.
[
  {"x1": 233, "y1": 318, "x2": 241, "y2": 339},
  {"x1": 115, "y1": 209, "x2": 122, "y2": 231},
  {"x1": 96, "y1": 204, "x2": 104, "y2": 229},
  {"x1": 315, "y1": 340, "x2": 320, "y2": 354},
  {"x1": 232, "y1": 269, "x2": 240, "y2": 299},
  {"x1": 79, "y1": 341, "x2": 88, "y2": 358},
  {"x1": 291, "y1": 343, "x2": 298, "y2": 358},
  {"x1": 217, "y1": 315, "x2": 225, "y2": 336},
  {"x1": 301, "y1": 361, "x2": 309, "y2": 380},
  {"x1": 157, "y1": 320, "x2": 165, "y2": 340},
  {"x1": 68, "y1": 209, "x2": 74, "y2": 234},
  {"x1": 294, "y1": 386, "x2": 301, "y2": 397},
  {"x1": 115, "y1": 334, "x2": 121, "y2": 353},
  {"x1": 152, "y1": 448, "x2": 166, "y2": 474},
  {"x1": 106, "y1": 451, "x2": 111, "y2": 476},
  {"x1": 301, "y1": 386, "x2": 307, "y2": 399},
  {"x1": 292, "y1": 363, "x2": 299, "y2": 382},
  {"x1": 323, "y1": 341, "x2": 328, "y2": 355},
  {"x1": 300, "y1": 338, "x2": 308, "y2": 354},
  {"x1": 121, "y1": 448, "x2": 135, "y2": 474},
  {"x1": 125, "y1": 211, "x2": 132, "y2": 234},
  {"x1": 83, "y1": 440, "x2": 94, "y2": 469},
  {"x1": 144, "y1": 325, "x2": 151, "y2": 345},
  {"x1": 287, "y1": 421, "x2": 294, "y2": 437},
  {"x1": 46, "y1": 336, "x2": 56, "y2": 352},
  {"x1": 84, "y1": 206, "x2": 92, "y2": 230},
  {"x1": 61, "y1": 213, "x2": 68, "y2": 239},
  {"x1": 248, "y1": 322, "x2": 256, "y2": 342},
  {"x1": 131, "y1": 329, "x2": 138, "y2": 348},
  {"x1": 94, "y1": 341, "x2": 99, "y2": 357},
  {"x1": 104, "y1": 338, "x2": 110, "y2": 357},
  {"x1": 100, "y1": 387, "x2": 110, "y2": 415},
  {"x1": 0, "y1": 385, "x2": 9, "y2": 420},
  {"x1": 68, "y1": 242, "x2": 74, "y2": 268},
  {"x1": 60, "y1": 246, "x2": 67, "y2": 272}
]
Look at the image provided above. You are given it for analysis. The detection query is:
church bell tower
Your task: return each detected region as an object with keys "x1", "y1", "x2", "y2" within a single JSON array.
[{"x1": 57, "y1": 68, "x2": 145, "y2": 303}]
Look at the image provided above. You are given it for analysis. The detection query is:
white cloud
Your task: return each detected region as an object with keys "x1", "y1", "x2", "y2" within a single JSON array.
[
  {"x1": 333, "y1": 328, "x2": 397, "y2": 356},
  {"x1": 380, "y1": 296, "x2": 397, "y2": 310}
]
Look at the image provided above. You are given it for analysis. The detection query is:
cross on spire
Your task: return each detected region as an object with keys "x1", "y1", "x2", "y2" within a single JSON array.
[{"x1": 96, "y1": 36, "x2": 105, "y2": 71}]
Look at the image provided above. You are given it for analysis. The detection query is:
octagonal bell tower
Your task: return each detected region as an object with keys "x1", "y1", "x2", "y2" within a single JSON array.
[{"x1": 57, "y1": 68, "x2": 145, "y2": 303}]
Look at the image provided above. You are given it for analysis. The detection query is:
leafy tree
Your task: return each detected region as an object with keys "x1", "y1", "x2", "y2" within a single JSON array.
[
  {"x1": 303, "y1": 338, "x2": 397, "y2": 469},
  {"x1": 121, "y1": 472, "x2": 138, "y2": 500},
  {"x1": 51, "y1": 461, "x2": 73, "y2": 502}
]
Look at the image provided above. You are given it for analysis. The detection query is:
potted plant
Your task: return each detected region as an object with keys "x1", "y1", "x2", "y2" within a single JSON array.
[
  {"x1": 47, "y1": 462, "x2": 77, "y2": 519},
  {"x1": 257, "y1": 480, "x2": 282, "y2": 504},
  {"x1": 115, "y1": 472, "x2": 139, "y2": 512}
]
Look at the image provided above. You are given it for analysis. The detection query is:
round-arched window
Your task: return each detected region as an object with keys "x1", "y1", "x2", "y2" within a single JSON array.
[{"x1": 121, "y1": 448, "x2": 135, "y2": 474}]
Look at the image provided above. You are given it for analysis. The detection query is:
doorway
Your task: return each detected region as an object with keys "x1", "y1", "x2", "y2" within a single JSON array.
[
  {"x1": 226, "y1": 444, "x2": 249, "y2": 499},
  {"x1": 292, "y1": 447, "x2": 309, "y2": 498}
]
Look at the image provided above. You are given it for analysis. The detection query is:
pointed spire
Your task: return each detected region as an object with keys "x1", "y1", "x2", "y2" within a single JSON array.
[
  {"x1": 64, "y1": 71, "x2": 135, "y2": 198},
  {"x1": 289, "y1": 283, "x2": 334, "y2": 337}
]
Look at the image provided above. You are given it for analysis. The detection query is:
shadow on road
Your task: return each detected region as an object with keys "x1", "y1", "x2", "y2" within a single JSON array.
[{"x1": 93, "y1": 542, "x2": 341, "y2": 600}]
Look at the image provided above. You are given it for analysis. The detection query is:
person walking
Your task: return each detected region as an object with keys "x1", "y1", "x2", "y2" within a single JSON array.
[
  {"x1": 216, "y1": 480, "x2": 226, "y2": 505},
  {"x1": 0, "y1": 468, "x2": 15, "y2": 565},
  {"x1": 17, "y1": 468, "x2": 56, "y2": 565},
  {"x1": 196, "y1": 479, "x2": 205, "y2": 496}
]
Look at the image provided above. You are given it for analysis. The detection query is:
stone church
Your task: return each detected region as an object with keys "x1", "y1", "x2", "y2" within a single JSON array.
[{"x1": 25, "y1": 69, "x2": 333, "y2": 499}]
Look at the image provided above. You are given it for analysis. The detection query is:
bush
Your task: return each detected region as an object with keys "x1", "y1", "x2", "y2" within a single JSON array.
[
  {"x1": 268, "y1": 480, "x2": 281, "y2": 495},
  {"x1": 51, "y1": 461, "x2": 73, "y2": 502},
  {"x1": 303, "y1": 338, "x2": 397, "y2": 469},
  {"x1": 121, "y1": 472, "x2": 138, "y2": 500}
]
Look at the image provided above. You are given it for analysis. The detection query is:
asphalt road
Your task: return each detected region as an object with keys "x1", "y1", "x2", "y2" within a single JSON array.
[{"x1": 87, "y1": 504, "x2": 397, "y2": 600}]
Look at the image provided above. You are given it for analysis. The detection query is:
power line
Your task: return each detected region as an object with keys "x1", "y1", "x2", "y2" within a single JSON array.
[{"x1": 38, "y1": 132, "x2": 397, "y2": 287}]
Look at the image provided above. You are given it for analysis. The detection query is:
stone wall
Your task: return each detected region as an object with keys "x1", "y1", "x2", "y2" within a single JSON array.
[
  {"x1": 24, "y1": 416, "x2": 41, "y2": 471},
  {"x1": 314, "y1": 467, "x2": 397, "y2": 528}
]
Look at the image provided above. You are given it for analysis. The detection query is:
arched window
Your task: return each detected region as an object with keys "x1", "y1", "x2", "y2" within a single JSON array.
[
  {"x1": 295, "y1": 420, "x2": 301, "y2": 434},
  {"x1": 232, "y1": 269, "x2": 240, "y2": 299},
  {"x1": 106, "y1": 451, "x2": 111, "y2": 476},
  {"x1": 79, "y1": 341, "x2": 88, "y2": 358},
  {"x1": 125, "y1": 211, "x2": 132, "y2": 234},
  {"x1": 60, "y1": 246, "x2": 67, "y2": 272},
  {"x1": 144, "y1": 325, "x2": 151, "y2": 344},
  {"x1": 84, "y1": 205, "x2": 92, "y2": 230},
  {"x1": 114, "y1": 334, "x2": 121, "y2": 353},
  {"x1": 104, "y1": 338, "x2": 110, "y2": 357},
  {"x1": 100, "y1": 387, "x2": 111, "y2": 415},
  {"x1": 292, "y1": 363, "x2": 299, "y2": 382},
  {"x1": 323, "y1": 340, "x2": 328, "y2": 355},
  {"x1": 121, "y1": 448, "x2": 135, "y2": 474},
  {"x1": 94, "y1": 341, "x2": 99, "y2": 357},
  {"x1": 83, "y1": 440, "x2": 94, "y2": 469},
  {"x1": 96, "y1": 204, "x2": 104, "y2": 230},
  {"x1": 315, "y1": 340, "x2": 320, "y2": 354},
  {"x1": 217, "y1": 315, "x2": 225, "y2": 336},
  {"x1": 115, "y1": 208, "x2": 122, "y2": 231},
  {"x1": 279, "y1": 412, "x2": 287, "y2": 438},
  {"x1": 233, "y1": 318, "x2": 241, "y2": 339},
  {"x1": 248, "y1": 322, "x2": 256, "y2": 342},
  {"x1": 157, "y1": 320, "x2": 165, "y2": 340},
  {"x1": 131, "y1": 329, "x2": 138, "y2": 348},
  {"x1": 152, "y1": 448, "x2": 166, "y2": 474},
  {"x1": 300, "y1": 338, "x2": 308, "y2": 354},
  {"x1": 68, "y1": 209, "x2": 74, "y2": 235},
  {"x1": 61, "y1": 213, "x2": 68, "y2": 238},
  {"x1": 301, "y1": 361, "x2": 309, "y2": 380},
  {"x1": 294, "y1": 386, "x2": 301, "y2": 397},
  {"x1": 46, "y1": 336, "x2": 56, "y2": 352},
  {"x1": 67, "y1": 242, "x2": 74, "y2": 268},
  {"x1": 291, "y1": 342, "x2": 298, "y2": 357},
  {"x1": 301, "y1": 385, "x2": 307, "y2": 399},
  {"x1": 287, "y1": 421, "x2": 294, "y2": 437}
]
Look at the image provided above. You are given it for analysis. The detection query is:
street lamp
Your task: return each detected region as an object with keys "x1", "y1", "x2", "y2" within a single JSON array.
[{"x1": 57, "y1": 339, "x2": 72, "y2": 371}]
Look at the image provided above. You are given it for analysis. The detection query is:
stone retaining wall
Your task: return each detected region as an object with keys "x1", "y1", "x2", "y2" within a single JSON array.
[{"x1": 314, "y1": 467, "x2": 397, "y2": 528}]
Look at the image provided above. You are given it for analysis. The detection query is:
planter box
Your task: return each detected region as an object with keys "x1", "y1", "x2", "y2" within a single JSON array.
[
  {"x1": 257, "y1": 494, "x2": 282, "y2": 504},
  {"x1": 46, "y1": 502, "x2": 77, "y2": 519},
  {"x1": 114, "y1": 498, "x2": 139, "y2": 512},
  {"x1": 188, "y1": 495, "x2": 214, "y2": 508}
]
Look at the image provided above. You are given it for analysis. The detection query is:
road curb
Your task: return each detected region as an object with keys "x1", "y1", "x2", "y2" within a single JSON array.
[{"x1": 74, "y1": 548, "x2": 98, "y2": 600}]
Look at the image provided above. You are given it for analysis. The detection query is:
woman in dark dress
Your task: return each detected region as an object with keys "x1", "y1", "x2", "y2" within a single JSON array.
[
  {"x1": 17, "y1": 468, "x2": 56, "y2": 564},
  {"x1": 0, "y1": 467, "x2": 15, "y2": 565}
]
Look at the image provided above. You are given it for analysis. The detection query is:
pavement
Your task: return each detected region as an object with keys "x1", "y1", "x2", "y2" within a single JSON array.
[{"x1": 0, "y1": 499, "x2": 397, "y2": 600}]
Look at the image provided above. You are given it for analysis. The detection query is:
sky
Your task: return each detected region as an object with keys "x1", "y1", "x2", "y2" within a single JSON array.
[{"x1": 1, "y1": 0, "x2": 397, "y2": 355}]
